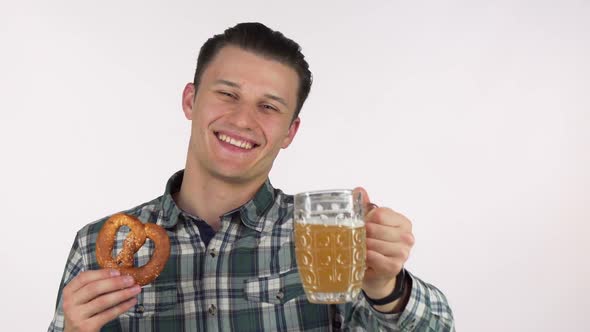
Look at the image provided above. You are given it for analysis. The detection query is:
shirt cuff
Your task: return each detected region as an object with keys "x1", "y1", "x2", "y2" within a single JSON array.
[{"x1": 396, "y1": 270, "x2": 455, "y2": 331}]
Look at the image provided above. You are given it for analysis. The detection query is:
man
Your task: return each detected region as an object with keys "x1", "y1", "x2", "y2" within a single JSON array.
[{"x1": 49, "y1": 22, "x2": 454, "y2": 331}]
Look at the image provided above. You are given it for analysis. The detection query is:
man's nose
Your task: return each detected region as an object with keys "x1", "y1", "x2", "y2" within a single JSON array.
[{"x1": 228, "y1": 103, "x2": 257, "y2": 129}]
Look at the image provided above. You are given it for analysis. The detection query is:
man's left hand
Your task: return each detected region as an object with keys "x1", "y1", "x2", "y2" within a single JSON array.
[{"x1": 354, "y1": 187, "x2": 415, "y2": 307}]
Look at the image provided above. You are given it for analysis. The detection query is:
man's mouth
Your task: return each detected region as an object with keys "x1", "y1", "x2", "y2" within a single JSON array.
[{"x1": 215, "y1": 132, "x2": 258, "y2": 150}]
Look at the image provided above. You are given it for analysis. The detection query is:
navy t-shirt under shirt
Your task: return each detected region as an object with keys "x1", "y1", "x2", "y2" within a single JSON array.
[{"x1": 194, "y1": 218, "x2": 216, "y2": 247}]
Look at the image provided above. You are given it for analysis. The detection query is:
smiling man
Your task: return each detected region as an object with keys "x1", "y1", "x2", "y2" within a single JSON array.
[
  {"x1": 49, "y1": 23, "x2": 454, "y2": 332},
  {"x1": 175, "y1": 45, "x2": 302, "y2": 231}
]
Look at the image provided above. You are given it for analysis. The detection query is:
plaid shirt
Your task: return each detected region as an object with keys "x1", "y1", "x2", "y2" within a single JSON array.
[{"x1": 49, "y1": 170, "x2": 454, "y2": 331}]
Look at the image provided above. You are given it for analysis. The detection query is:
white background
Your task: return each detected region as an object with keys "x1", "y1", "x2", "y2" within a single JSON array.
[{"x1": 1, "y1": 0, "x2": 589, "y2": 331}]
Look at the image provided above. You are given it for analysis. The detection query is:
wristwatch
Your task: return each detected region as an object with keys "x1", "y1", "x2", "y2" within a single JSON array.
[{"x1": 362, "y1": 268, "x2": 407, "y2": 306}]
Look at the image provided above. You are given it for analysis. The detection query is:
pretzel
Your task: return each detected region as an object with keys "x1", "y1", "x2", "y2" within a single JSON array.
[{"x1": 96, "y1": 213, "x2": 170, "y2": 286}]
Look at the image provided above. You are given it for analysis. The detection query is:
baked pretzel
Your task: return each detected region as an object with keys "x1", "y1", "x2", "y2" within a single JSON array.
[{"x1": 96, "y1": 213, "x2": 170, "y2": 286}]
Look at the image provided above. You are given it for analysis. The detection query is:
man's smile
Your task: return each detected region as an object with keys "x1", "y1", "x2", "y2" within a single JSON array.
[{"x1": 214, "y1": 131, "x2": 260, "y2": 151}]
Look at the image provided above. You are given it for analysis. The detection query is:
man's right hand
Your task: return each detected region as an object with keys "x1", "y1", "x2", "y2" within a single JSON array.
[{"x1": 62, "y1": 269, "x2": 141, "y2": 332}]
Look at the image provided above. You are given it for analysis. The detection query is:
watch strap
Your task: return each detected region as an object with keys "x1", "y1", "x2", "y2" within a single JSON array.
[{"x1": 362, "y1": 268, "x2": 407, "y2": 306}]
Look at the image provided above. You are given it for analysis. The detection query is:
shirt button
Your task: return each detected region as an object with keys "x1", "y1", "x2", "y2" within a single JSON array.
[
  {"x1": 136, "y1": 304, "x2": 145, "y2": 313},
  {"x1": 208, "y1": 304, "x2": 217, "y2": 316},
  {"x1": 275, "y1": 290, "x2": 284, "y2": 300},
  {"x1": 210, "y1": 248, "x2": 217, "y2": 258}
]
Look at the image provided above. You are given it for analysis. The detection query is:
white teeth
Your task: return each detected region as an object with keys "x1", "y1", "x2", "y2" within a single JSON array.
[{"x1": 217, "y1": 133, "x2": 254, "y2": 150}]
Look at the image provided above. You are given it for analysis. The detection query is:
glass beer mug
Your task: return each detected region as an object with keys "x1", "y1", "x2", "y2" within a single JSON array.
[{"x1": 293, "y1": 190, "x2": 366, "y2": 304}]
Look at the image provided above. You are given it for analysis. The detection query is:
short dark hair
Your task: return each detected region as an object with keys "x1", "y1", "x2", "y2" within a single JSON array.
[{"x1": 193, "y1": 22, "x2": 312, "y2": 119}]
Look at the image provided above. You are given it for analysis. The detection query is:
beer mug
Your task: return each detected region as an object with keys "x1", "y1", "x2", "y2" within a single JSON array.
[{"x1": 293, "y1": 190, "x2": 366, "y2": 304}]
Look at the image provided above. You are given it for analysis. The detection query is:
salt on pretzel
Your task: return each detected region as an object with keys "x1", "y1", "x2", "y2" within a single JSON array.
[{"x1": 96, "y1": 213, "x2": 170, "y2": 286}]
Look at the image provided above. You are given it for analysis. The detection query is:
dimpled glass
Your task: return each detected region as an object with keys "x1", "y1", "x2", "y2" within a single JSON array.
[{"x1": 294, "y1": 190, "x2": 366, "y2": 304}]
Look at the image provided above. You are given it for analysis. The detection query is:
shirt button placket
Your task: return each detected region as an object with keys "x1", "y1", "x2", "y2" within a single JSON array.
[{"x1": 204, "y1": 243, "x2": 218, "y2": 330}]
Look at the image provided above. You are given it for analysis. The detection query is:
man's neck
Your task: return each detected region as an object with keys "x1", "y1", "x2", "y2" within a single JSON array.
[{"x1": 174, "y1": 162, "x2": 266, "y2": 231}]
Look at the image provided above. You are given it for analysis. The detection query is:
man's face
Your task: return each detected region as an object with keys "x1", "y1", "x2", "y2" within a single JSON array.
[{"x1": 182, "y1": 46, "x2": 301, "y2": 184}]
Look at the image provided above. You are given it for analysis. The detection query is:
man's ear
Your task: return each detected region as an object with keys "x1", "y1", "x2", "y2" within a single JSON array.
[
  {"x1": 182, "y1": 83, "x2": 196, "y2": 120},
  {"x1": 281, "y1": 117, "x2": 301, "y2": 149}
]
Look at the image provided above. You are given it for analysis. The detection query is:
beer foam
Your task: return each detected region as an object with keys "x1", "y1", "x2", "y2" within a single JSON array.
[{"x1": 295, "y1": 214, "x2": 364, "y2": 228}]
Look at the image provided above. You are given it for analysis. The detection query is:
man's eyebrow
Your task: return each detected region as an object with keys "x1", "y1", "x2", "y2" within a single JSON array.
[
  {"x1": 213, "y1": 79, "x2": 241, "y2": 88},
  {"x1": 264, "y1": 94, "x2": 288, "y2": 108}
]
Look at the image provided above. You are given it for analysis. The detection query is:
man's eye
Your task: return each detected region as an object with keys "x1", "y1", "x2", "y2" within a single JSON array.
[
  {"x1": 218, "y1": 91, "x2": 236, "y2": 99},
  {"x1": 262, "y1": 104, "x2": 279, "y2": 112}
]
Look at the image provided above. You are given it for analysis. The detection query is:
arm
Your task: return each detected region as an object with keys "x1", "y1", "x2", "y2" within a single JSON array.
[
  {"x1": 340, "y1": 188, "x2": 455, "y2": 331},
  {"x1": 342, "y1": 271, "x2": 455, "y2": 331}
]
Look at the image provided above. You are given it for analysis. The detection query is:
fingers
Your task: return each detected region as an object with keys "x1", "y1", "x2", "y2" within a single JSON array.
[
  {"x1": 363, "y1": 207, "x2": 414, "y2": 280},
  {"x1": 365, "y1": 220, "x2": 414, "y2": 244},
  {"x1": 366, "y1": 207, "x2": 412, "y2": 229},
  {"x1": 352, "y1": 187, "x2": 415, "y2": 282},
  {"x1": 364, "y1": 221, "x2": 414, "y2": 277},
  {"x1": 62, "y1": 269, "x2": 140, "y2": 332},
  {"x1": 67, "y1": 297, "x2": 138, "y2": 332},
  {"x1": 81, "y1": 284, "x2": 141, "y2": 318},
  {"x1": 366, "y1": 238, "x2": 413, "y2": 258},
  {"x1": 87, "y1": 297, "x2": 138, "y2": 330},
  {"x1": 64, "y1": 269, "x2": 120, "y2": 295},
  {"x1": 366, "y1": 249, "x2": 404, "y2": 277},
  {"x1": 76, "y1": 275, "x2": 137, "y2": 305}
]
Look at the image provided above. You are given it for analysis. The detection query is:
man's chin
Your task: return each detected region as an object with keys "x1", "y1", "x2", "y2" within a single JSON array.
[{"x1": 209, "y1": 167, "x2": 266, "y2": 185}]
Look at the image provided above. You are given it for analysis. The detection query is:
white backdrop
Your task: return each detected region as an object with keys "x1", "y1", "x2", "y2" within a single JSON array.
[{"x1": 1, "y1": 1, "x2": 588, "y2": 331}]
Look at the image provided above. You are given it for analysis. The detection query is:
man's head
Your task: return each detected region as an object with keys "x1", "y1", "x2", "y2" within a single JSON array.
[
  {"x1": 181, "y1": 24, "x2": 310, "y2": 185},
  {"x1": 192, "y1": 22, "x2": 312, "y2": 120}
]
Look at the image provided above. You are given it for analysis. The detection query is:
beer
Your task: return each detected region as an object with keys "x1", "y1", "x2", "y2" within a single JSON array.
[
  {"x1": 294, "y1": 223, "x2": 366, "y2": 303},
  {"x1": 294, "y1": 189, "x2": 366, "y2": 303}
]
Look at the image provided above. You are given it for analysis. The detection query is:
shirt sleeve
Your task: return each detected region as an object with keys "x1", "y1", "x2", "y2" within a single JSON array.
[
  {"x1": 47, "y1": 232, "x2": 87, "y2": 332},
  {"x1": 343, "y1": 270, "x2": 455, "y2": 331}
]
